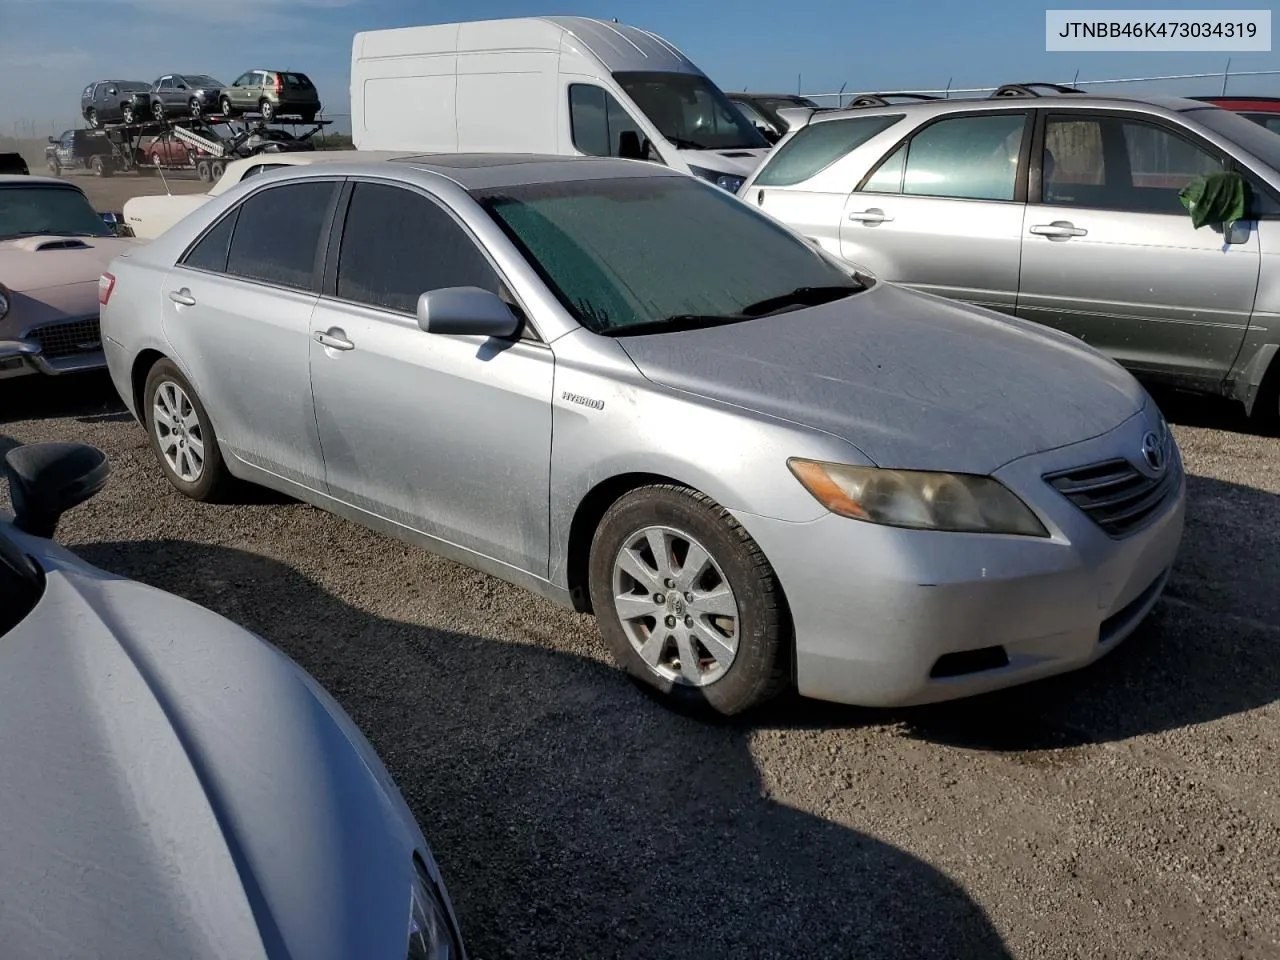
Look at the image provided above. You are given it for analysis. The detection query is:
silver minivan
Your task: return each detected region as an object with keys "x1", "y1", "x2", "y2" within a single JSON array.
[{"x1": 738, "y1": 83, "x2": 1280, "y2": 425}]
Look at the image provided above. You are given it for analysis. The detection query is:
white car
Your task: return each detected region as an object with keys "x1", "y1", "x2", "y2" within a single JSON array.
[
  {"x1": 1, "y1": 440, "x2": 467, "y2": 960},
  {"x1": 123, "y1": 150, "x2": 412, "y2": 240}
]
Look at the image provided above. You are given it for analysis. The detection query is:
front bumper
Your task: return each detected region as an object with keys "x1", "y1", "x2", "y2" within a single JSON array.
[
  {"x1": 0, "y1": 318, "x2": 108, "y2": 379},
  {"x1": 737, "y1": 404, "x2": 1186, "y2": 708}
]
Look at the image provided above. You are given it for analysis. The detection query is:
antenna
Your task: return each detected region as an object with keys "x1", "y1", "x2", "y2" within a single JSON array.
[{"x1": 154, "y1": 154, "x2": 172, "y2": 196}]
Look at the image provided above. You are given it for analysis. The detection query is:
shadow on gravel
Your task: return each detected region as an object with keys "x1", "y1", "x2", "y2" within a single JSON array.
[
  {"x1": 767, "y1": 473, "x2": 1280, "y2": 753},
  {"x1": 77, "y1": 538, "x2": 1012, "y2": 960},
  {"x1": 0, "y1": 372, "x2": 125, "y2": 425},
  {"x1": 1147, "y1": 384, "x2": 1278, "y2": 437}
]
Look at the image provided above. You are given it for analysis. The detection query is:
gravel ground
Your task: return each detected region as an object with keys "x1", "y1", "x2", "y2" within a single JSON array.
[{"x1": 2, "y1": 372, "x2": 1278, "y2": 960}]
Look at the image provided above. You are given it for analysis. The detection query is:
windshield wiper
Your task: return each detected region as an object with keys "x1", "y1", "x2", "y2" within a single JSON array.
[
  {"x1": 606, "y1": 314, "x2": 748, "y2": 337},
  {"x1": 2, "y1": 230, "x2": 105, "y2": 239},
  {"x1": 664, "y1": 135, "x2": 706, "y2": 150},
  {"x1": 737, "y1": 284, "x2": 862, "y2": 317}
]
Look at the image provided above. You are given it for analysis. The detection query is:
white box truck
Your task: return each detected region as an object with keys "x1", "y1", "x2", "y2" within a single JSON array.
[{"x1": 350, "y1": 16, "x2": 770, "y2": 191}]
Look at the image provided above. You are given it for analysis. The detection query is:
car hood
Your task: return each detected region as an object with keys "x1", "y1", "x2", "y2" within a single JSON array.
[
  {"x1": 676, "y1": 147, "x2": 768, "y2": 176},
  {"x1": 0, "y1": 543, "x2": 424, "y2": 960},
  {"x1": 0, "y1": 235, "x2": 136, "y2": 292},
  {"x1": 617, "y1": 282, "x2": 1147, "y2": 475}
]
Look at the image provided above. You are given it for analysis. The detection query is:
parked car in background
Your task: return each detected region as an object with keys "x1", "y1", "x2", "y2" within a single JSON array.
[
  {"x1": 0, "y1": 154, "x2": 27, "y2": 176},
  {"x1": 1192, "y1": 95, "x2": 1280, "y2": 133},
  {"x1": 148, "y1": 73, "x2": 227, "y2": 120},
  {"x1": 0, "y1": 175, "x2": 137, "y2": 379},
  {"x1": 80, "y1": 80, "x2": 153, "y2": 126},
  {"x1": 219, "y1": 69, "x2": 321, "y2": 122},
  {"x1": 121, "y1": 149, "x2": 409, "y2": 240},
  {"x1": 0, "y1": 440, "x2": 468, "y2": 960},
  {"x1": 351, "y1": 17, "x2": 770, "y2": 191},
  {"x1": 138, "y1": 130, "x2": 200, "y2": 171},
  {"x1": 103, "y1": 154, "x2": 1182, "y2": 716},
  {"x1": 739, "y1": 84, "x2": 1280, "y2": 425},
  {"x1": 727, "y1": 92, "x2": 822, "y2": 143}
]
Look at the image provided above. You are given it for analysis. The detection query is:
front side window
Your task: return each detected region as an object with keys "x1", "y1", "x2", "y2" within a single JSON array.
[
  {"x1": 901, "y1": 113, "x2": 1027, "y2": 201},
  {"x1": 222, "y1": 180, "x2": 337, "y2": 290},
  {"x1": 568, "y1": 84, "x2": 646, "y2": 158},
  {"x1": 1043, "y1": 114, "x2": 1224, "y2": 213},
  {"x1": 233, "y1": 72, "x2": 254, "y2": 87},
  {"x1": 755, "y1": 115, "x2": 903, "y2": 188},
  {"x1": 475, "y1": 175, "x2": 862, "y2": 335},
  {"x1": 613, "y1": 71, "x2": 767, "y2": 150},
  {"x1": 159, "y1": 77, "x2": 174, "y2": 90},
  {"x1": 336, "y1": 182, "x2": 500, "y2": 314},
  {"x1": 0, "y1": 185, "x2": 113, "y2": 239}
]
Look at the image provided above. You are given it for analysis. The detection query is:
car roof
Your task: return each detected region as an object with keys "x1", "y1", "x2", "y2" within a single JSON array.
[
  {"x1": 387, "y1": 153, "x2": 684, "y2": 190},
  {"x1": 805, "y1": 91, "x2": 1210, "y2": 127}
]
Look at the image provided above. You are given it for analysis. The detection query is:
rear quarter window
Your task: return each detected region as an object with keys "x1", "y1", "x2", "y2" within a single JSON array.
[{"x1": 754, "y1": 114, "x2": 904, "y2": 187}]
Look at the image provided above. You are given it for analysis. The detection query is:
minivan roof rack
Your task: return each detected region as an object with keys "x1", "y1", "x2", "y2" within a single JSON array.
[
  {"x1": 844, "y1": 92, "x2": 942, "y2": 108},
  {"x1": 989, "y1": 82, "x2": 1084, "y2": 99}
]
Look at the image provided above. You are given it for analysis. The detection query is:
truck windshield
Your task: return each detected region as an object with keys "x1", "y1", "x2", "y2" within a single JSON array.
[
  {"x1": 475, "y1": 175, "x2": 862, "y2": 336},
  {"x1": 614, "y1": 71, "x2": 767, "y2": 151},
  {"x1": 0, "y1": 185, "x2": 113, "y2": 239}
]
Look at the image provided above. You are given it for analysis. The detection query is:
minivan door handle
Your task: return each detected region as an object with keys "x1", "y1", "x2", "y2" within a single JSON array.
[
  {"x1": 314, "y1": 328, "x2": 354, "y2": 351},
  {"x1": 167, "y1": 288, "x2": 196, "y2": 306},
  {"x1": 1029, "y1": 221, "x2": 1088, "y2": 240},
  {"x1": 847, "y1": 208, "x2": 893, "y2": 224}
]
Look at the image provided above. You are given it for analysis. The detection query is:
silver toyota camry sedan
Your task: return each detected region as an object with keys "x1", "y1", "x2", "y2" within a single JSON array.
[{"x1": 99, "y1": 154, "x2": 1185, "y2": 715}]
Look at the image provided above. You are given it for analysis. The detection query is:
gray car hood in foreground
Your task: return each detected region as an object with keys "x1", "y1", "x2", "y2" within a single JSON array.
[
  {"x1": 618, "y1": 282, "x2": 1147, "y2": 475},
  {"x1": 0, "y1": 534, "x2": 428, "y2": 960}
]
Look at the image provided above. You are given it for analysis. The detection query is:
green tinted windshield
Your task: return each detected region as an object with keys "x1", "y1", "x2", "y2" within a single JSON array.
[
  {"x1": 0, "y1": 185, "x2": 112, "y2": 239},
  {"x1": 475, "y1": 175, "x2": 860, "y2": 335}
]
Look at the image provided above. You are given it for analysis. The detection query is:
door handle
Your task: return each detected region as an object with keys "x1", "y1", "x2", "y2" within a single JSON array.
[
  {"x1": 1029, "y1": 221, "x2": 1088, "y2": 240},
  {"x1": 847, "y1": 208, "x2": 893, "y2": 224},
  {"x1": 314, "y1": 329, "x2": 354, "y2": 351},
  {"x1": 168, "y1": 288, "x2": 196, "y2": 306}
]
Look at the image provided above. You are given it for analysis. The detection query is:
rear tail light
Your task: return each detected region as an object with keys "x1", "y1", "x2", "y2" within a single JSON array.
[
  {"x1": 98, "y1": 272, "x2": 116, "y2": 306},
  {"x1": 274, "y1": 73, "x2": 283, "y2": 95}
]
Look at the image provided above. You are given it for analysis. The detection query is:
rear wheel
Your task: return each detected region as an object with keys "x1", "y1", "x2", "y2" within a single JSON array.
[
  {"x1": 196, "y1": 159, "x2": 212, "y2": 182},
  {"x1": 143, "y1": 359, "x2": 232, "y2": 502},
  {"x1": 587, "y1": 484, "x2": 790, "y2": 715},
  {"x1": 209, "y1": 159, "x2": 225, "y2": 180},
  {"x1": 259, "y1": 98, "x2": 275, "y2": 121},
  {"x1": 151, "y1": 100, "x2": 166, "y2": 121}
]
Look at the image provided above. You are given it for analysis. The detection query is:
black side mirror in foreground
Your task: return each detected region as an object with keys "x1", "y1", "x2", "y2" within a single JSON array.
[{"x1": 4, "y1": 442, "x2": 110, "y2": 540}]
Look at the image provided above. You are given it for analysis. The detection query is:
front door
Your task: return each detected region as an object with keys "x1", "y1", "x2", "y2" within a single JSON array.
[
  {"x1": 840, "y1": 110, "x2": 1031, "y2": 314},
  {"x1": 159, "y1": 178, "x2": 340, "y2": 487},
  {"x1": 1017, "y1": 111, "x2": 1259, "y2": 387},
  {"x1": 308, "y1": 180, "x2": 554, "y2": 575}
]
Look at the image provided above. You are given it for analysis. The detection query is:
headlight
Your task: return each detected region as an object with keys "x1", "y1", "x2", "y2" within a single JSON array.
[
  {"x1": 689, "y1": 165, "x2": 745, "y2": 193},
  {"x1": 0, "y1": 283, "x2": 10, "y2": 321},
  {"x1": 406, "y1": 859, "x2": 463, "y2": 960},
  {"x1": 788, "y1": 458, "x2": 1048, "y2": 536}
]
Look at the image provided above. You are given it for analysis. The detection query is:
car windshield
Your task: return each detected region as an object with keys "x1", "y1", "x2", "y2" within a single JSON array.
[
  {"x1": 614, "y1": 71, "x2": 767, "y2": 150},
  {"x1": 184, "y1": 76, "x2": 222, "y2": 88},
  {"x1": 0, "y1": 185, "x2": 113, "y2": 239},
  {"x1": 475, "y1": 175, "x2": 863, "y2": 336},
  {"x1": 1187, "y1": 105, "x2": 1280, "y2": 171}
]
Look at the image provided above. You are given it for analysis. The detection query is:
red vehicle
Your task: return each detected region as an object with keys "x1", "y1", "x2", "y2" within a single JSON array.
[
  {"x1": 1193, "y1": 96, "x2": 1280, "y2": 134},
  {"x1": 134, "y1": 131, "x2": 210, "y2": 172}
]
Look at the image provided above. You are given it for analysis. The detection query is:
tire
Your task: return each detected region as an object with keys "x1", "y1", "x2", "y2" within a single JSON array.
[
  {"x1": 587, "y1": 484, "x2": 790, "y2": 715},
  {"x1": 47, "y1": 159, "x2": 60, "y2": 176},
  {"x1": 219, "y1": 95, "x2": 234, "y2": 116},
  {"x1": 189, "y1": 98, "x2": 202, "y2": 118},
  {"x1": 121, "y1": 104, "x2": 136, "y2": 124},
  {"x1": 301, "y1": 111, "x2": 317, "y2": 124},
  {"x1": 151, "y1": 100, "x2": 166, "y2": 121},
  {"x1": 196, "y1": 159, "x2": 212, "y2": 182},
  {"x1": 209, "y1": 160, "x2": 225, "y2": 180},
  {"x1": 259, "y1": 99, "x2": 275, "y2": 121},
  {"x1": 143, "y1": 359, "x2": 232, "y2": 502},
  {"x1": 91, "y1": 155, "x2": 111, "y2": 177},
  {"x1": 86, "y1": 109, "x2": 98, "y2": 128}
]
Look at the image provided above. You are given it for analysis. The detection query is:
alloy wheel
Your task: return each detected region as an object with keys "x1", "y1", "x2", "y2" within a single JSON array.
[
  {"x1": 153, "y1": 380, "x2": 206, "y2": 483},
  {"x1": 611, "y1": 525, "x2": 740, "y2": 686}
]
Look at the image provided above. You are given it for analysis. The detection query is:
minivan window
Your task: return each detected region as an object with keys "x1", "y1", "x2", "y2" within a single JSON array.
[
  {"x1": 224, "y1": 181, "x2": 336, "y2": 290},
  {"x1": 755, "y1": 115, "x2": 903, "y2": 187},
  {"x1": 336, "y1": 182, "x2": 500, "y2": 314},
  {"x1": 475, "y1": 175, "x2": 862, "y2": 336},
  {"x1": 569, "y1": 84, "x2": 647, "y2": 159},
  {"x1": 902, "y1": 113, "x2": 1027, "y2": 201},
  {"x1": 614, "y1": 72, "x2": 767, "y2": 150}
]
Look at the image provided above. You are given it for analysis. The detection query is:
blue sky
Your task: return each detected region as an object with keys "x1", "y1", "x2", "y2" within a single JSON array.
[{"x1": 1, "y1": 0, "x2": 1276, "y2": 135}]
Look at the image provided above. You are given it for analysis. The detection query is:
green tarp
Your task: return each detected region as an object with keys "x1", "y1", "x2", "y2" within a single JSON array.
[{"x1": 1179, "y1": 172, "x2": 1250, "y2": 229}]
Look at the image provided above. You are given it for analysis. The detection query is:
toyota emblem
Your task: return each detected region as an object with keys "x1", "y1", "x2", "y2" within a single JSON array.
[{"x1": 1140, "y1": 430, "x2": 1166, "y2": 474}]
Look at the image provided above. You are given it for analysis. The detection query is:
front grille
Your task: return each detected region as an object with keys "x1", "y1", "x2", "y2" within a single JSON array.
[
  {"x1": 28, "y1": 317, "x2": 102, "y2": 360},
  {"x1": 1044, "y1": 446, "x2": 1180, "y2": 539}
]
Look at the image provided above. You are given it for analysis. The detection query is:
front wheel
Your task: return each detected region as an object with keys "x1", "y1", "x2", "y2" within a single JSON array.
[
  {"x1": 121, "y1": 104, "x2": 136, "y2": 124},
  {"x1": 219, "y1": 95, "x2": 234, "y2": 116},
  {"x1": 588, "y1": 484, "x2": 790, "y2": 715},
  {"x1": 86, "y1": 109, "x2": 98, "y2": 128},
  {"x1": 189, "y1": 98, "x2": 202, "y2": 118},
  {"x1": 151, "y1": 100, "x2": 166, "y2": 121},
  {"x1": 143, "y1": 359, "x2": 232, "y2": 502}
]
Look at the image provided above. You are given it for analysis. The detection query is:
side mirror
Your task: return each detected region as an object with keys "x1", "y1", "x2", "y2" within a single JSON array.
[
  {"x1": 416, "y1": 287, "x2": 521, "y2": 338},
  {"x1": 47, "y1": 136, "x2": 56, "y2": 143},
  {"x1": 618, "y1": 130, "x2": 645, "y2": 161},
  {"x1": 4, "y1": 442, "x2": 110, "y2": 540}
]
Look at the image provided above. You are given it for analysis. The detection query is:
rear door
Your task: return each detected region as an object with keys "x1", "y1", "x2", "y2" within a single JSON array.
[
  {"x1": 159, "y1": 178, "x2": 342, "y2": 487},
  {"x1": 840, "y1": 109, "x2": 1031, "y2": 314},
  {"x1": 1017, "y1": 110, "x2": 1259, "y2": 387}
]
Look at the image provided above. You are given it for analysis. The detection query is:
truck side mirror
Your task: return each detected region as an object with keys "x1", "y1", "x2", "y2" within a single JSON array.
[{"x1": 617, "y1": 131, "x2": 645, "y2": 160}]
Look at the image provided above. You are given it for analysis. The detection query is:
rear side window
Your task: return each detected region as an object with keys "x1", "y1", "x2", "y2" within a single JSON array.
[
  {"x1": 223, "y1": 180, "x2": 336, "y2": 290},
  {"x1": 901, "y1": 113, "x2": 1027, "y2": 201},
  {"x1": 753, "y1": 114, "x2": 903, "y2": 187},
  {"x1": 335, "y1": 182, "x2": 501, "y2": 314},
  {"x1": 282, "y1": 73, "x2": 313, "y2": 88}
]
